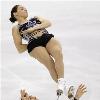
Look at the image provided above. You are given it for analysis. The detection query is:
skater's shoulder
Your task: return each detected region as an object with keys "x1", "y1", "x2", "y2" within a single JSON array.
[
  {"x1": 12, "y1": 24, "x2": 21, "y2": 35},
  {"x1": 12, "y1": 25, "x2": 19, "y2": 32}
]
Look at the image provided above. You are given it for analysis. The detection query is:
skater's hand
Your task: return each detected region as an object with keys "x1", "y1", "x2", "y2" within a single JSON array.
[
  {"x1": 20, "y1": 29, "x2": 29, "y2": 35},
  {"x1": 29, "y1": 95, "x2": 39, "y2": 100},
  {"x1": 20, "y1": 89, "x2": 30, "y2": 100},
  {"x1": 75, "y1": 84, "x2": 87, "y2": 100},
  {"x1": 20, "y1": 89, "x2": 29, "y2": 98},
  {"x1": 20, "y1": 89, "x2": 39, "y2": 100},
  {"x1": 20, "y1": 27, "x2": 37, "y2": 35}
]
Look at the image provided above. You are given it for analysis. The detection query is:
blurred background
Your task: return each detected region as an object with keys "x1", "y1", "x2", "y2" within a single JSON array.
[{"x1": 1, "y1": 0, "x2": 100, "y2": 100}]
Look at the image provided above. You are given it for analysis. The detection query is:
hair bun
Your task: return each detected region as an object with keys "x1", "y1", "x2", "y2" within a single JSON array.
[{"x1": 9, "y1": 17, "x2": 16, "y2": 23}]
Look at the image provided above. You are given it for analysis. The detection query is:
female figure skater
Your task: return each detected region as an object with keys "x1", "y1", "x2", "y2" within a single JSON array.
[{"x1": 10, "y1": 5, "x2": 67, "y2": 96}]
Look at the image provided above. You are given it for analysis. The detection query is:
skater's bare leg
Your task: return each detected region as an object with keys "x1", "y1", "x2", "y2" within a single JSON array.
[
  {"x1": 46, "y1": 37, "x2": 66, "y2": 96},
  {"x1": 46, "y1": 37, "x2": 64, "y2": 79},
  {"x1": 29, "y1": 46, "x2": 58, "y2": 83}
]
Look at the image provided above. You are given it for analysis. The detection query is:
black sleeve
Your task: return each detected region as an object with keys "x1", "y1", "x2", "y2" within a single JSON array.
[
  {"x1": 30, "y1": 17, "x2": 41, "y2": 24},
  {"x1": 19, "y1": 23, "x2": 29, "y2": 32}
]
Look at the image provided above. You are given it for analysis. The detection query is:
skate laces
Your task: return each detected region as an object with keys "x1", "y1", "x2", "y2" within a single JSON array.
[{"x1": 58, "y1": 79, "x2": 67, "y2": 92}]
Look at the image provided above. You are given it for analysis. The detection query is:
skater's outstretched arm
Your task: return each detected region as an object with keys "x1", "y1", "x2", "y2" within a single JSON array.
[{"x1": 74, "y1": 84, "x2": 87, "y2": 100}]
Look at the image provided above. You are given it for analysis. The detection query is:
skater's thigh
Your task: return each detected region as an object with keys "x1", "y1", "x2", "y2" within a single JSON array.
[
  {"x1": 46, "y1": 37, "x2": 63, "y2": 58},
  {"x1": 29, "y1": 46, "x2": 52, "y2": 65}
]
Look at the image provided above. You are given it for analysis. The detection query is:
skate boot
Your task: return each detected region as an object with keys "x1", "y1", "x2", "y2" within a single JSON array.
[
  {"x1": 56, "y1": 78, "x2": 66, "y2": 98},
  {"x1": 67, "y1": 86, "x2": 75, "y2": 100}
]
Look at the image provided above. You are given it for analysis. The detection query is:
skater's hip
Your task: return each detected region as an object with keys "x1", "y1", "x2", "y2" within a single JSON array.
[{"x1": 27, "y1": 33, "x2": 54, "y2": 53}]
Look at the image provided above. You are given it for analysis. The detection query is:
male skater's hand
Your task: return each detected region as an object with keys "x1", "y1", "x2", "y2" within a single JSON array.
[
  {"x1": 29, "y1": 95, "x2": 38, "y2": 100},
  {"x1": 20, "y1": 89, "x2": 29, "y2": 100},
  {"x1": 20, "y1": 29, "x2": 30, "y2": 35},
  {"x1": 20, "y1": 89, "x2": 38, "y2": 100},
  {"x1": 74, "y1": 84, "x2": 87, "y2": 100}
]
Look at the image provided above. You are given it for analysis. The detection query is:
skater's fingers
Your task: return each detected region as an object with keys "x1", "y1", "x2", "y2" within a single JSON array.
[
  {"x1": 79, "y1": 86, "x2": 86, "y2": 90},
  {"x1": 25, "y1": 93, "x2": 28, "y2": 97},
  {"x1": 79, "y1": 84, "x2": 85, "y2": 87},
  {"x1": 21, "y1": 90, "x2": 27, "y2": 97},
  {"x1": 79, "y1": 85, "x2": 83, "y2": 89},
  {"x1": 81, "y1": 87, "x2": 87, "y2": 91},
  {"x1": 80, "y1": 88, "x2": 87, "y2": 94},
  {"x1": 21, "y1": 90, "x2": 26, "y2": 94},
  {"x1": 79, "y1": 90, "x2": 87, "y2": 97},
  {"x1": 25, "y1": 92, "x2": 29, "y2": 95},
  {"x1": 81, "y1": 89, "x2": 87, "y2": 94},
  {"x1": 20, "y1": 90, "x2": 23, "y2": 93},
  {"x1": 21, "y1": 97, "x2": 28, "y2": 100},
  {"x1": 82, "y1": 89, "x2": 87, "y2": 93},
  {"x1": 79, "y1": 84, "x2": 83, "y2": 88},
  {"x1": 31, "y1": 96, "x2": 36, "y2": 99},
  {"x1": 20, "y1": 89, "x2": 25, "y2": 93},
  {"x1": 21, "y1": 92, "x2": 29, "y2": 98},
  {"x1": 83, "y1": 90, "x2": 87, "y2": 93},
  {"x1": 29, "y1": 96, "x2": 37, "y2": 100},
  {"x1": 75, "y1": 85, "x2": 87, "y2": 99},
  {"x1": 79, "y1": 84, "x2": 85, "y2": 89},
  {"x1": 78, "y1": 87, "x2": 87, "y2": 94},
  {"x1": 77, "y1": 85, "x2": 84, "y2": 91},
  {"x1": 22, "y1": 89, "x2": 25, "y2": 92},
  {"x1": 25, "y1": 92, "x2": 30, "y2": 98}
]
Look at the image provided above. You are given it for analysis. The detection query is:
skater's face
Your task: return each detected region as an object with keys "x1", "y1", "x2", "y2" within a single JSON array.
[{"x1": 14, "y1": 5, "x2": 28, "y2": 19}]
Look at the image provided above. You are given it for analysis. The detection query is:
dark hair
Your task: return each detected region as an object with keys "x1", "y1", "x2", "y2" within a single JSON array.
[{"x1": 9, "y1": 5, "x2": 19, "y2": 23}]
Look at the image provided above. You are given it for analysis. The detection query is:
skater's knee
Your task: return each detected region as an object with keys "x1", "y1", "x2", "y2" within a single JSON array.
[{"x1": 52, "y1": 46, "x2": 63, "y2": 60}]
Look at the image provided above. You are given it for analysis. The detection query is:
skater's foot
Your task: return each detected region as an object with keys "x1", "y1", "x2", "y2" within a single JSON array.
[{"x1": 57, "y1": 78, "x2": 66, "y2": 96}]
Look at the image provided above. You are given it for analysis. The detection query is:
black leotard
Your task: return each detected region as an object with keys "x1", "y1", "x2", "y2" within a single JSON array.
[{"x1": 18, "y1": 17, "x2": 49, "y2": 43}]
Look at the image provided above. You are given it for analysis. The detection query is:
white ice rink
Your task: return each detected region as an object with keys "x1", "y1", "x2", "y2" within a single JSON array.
[{"x1": 1, "y1": 1, "x2": 100, "y2": 100}]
